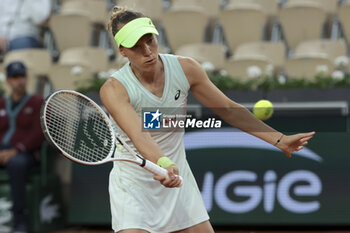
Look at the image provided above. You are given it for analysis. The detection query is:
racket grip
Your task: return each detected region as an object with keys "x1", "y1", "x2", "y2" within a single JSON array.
[{"x1": 143, "y1": 159, "x2": 183, "y2": 186}]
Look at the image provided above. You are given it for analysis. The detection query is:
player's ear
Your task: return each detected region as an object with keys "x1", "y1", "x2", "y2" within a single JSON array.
[{"x1": 119, "y1": 47, "x2": 127, "y2": 57}]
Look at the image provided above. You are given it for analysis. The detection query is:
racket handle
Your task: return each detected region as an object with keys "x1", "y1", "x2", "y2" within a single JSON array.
[{"x1": 143, "y1": 159, "x2": 183, "y2": 186}]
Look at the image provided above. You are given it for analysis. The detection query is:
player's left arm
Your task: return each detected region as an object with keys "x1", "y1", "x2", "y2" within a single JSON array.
[{"x1": 178, "y1": 56, "x2": 315, "y2": 157}]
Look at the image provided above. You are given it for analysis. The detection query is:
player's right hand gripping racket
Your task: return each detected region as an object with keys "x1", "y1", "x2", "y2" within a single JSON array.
[{"x1": 40, "y1": 90, "x2": 182, "y2": 185}]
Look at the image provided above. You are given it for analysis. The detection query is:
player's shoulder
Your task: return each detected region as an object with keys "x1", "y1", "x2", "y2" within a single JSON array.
[
  {"x1": 176, "y1": 55, "x2": 206, "y2": 84},
  {"x1": 176, "y1": 55, "x2": 202, "y2": 74},
  {"x1": 176, "y1": 55, "x2": 199, "y2": 68},
  {"x1": 101, "y1": 77, "x2": 125, "y2": 92},
  {"x1": 100, "y1": 77, "x2": 129, "y2": 102}
]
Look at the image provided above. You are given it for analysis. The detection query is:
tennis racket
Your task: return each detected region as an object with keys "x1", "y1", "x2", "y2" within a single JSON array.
[{"x1": 40, "y1": 90, "x2": 182, "y2": 184}]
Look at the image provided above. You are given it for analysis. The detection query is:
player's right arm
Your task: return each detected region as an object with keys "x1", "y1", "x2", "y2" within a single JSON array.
[
  {"x1": 100, "y1": 77, "x2": 181, "y2": 188},
  {"x1": 100, "y1": 77, "x2": 161, "y2": 163}
]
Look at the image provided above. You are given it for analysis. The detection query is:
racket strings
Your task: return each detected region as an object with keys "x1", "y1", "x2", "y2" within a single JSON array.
[{"x1": 45, "y1": 93, "x2": 113, "y2": 163}]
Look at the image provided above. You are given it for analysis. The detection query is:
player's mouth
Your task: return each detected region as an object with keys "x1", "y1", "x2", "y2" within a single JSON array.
[{"x1": 145, "y1": 58, "x2": 156, "y2": 65}]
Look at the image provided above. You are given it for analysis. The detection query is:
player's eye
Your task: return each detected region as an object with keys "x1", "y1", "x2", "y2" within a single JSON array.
[
  {"x1": 132, "y1": 44, "x2": 140, "y2": 49},
  {"x1": 147, "y1": 38, "x2": 154, "y2": 44}
]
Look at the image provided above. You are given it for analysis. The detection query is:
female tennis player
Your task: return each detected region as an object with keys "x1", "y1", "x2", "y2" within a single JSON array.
[{"x1": 100, "y1": 6, "x2": 315, "y2": 233}]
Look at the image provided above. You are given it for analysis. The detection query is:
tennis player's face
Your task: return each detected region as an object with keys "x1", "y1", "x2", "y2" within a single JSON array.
[{"x1": 120, "y1": 34, "x2": 159, "y2": 70}]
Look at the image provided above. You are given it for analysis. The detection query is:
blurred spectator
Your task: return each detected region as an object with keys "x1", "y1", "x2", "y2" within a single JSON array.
[
  {"x1": 0, "y1": 0, "x2": 52, "y2": 53},
  {"x1": 0, "y1": 61, "x2": 45, "y2": 233}
]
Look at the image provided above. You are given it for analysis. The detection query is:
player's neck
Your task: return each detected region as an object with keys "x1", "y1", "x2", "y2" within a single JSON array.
[{"x1": 131, "y1": 56, "x2": 164, "y2": 84}]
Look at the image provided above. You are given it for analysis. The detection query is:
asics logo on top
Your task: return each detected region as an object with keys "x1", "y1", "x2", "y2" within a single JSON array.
[{"x1": 175, "y1": 90, "x2": 180, "y2": 100}]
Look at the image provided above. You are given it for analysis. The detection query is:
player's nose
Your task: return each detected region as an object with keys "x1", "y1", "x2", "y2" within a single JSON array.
[{"x1": 143, "y1": 44, "x2": 152, "y2": 56}]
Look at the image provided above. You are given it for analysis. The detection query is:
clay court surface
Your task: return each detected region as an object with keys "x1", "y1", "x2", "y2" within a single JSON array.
[
  {"x1": 50, "y1": 228, "x2": 350, "y2": 233},
  {"x1": 51, "y1": 231, "x2": 350, "y2": 233}
]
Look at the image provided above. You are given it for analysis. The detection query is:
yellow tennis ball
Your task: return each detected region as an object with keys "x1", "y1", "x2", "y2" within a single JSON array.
[{"x1": 253, "y1": 100, "x2": 274, "y2": 120}]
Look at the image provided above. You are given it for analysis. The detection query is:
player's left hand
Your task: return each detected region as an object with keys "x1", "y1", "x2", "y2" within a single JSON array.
[
  {"x1": 277, "y1": 131, "x2": 315, "y2": 158},
  {"x1": 153, "y1": 165, "x2": 182, "y2": 188}
]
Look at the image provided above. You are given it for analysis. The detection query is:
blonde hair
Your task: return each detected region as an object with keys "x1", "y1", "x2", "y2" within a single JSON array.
[{"x1": 107, "y1": 6, "x2": 145, "y2": 36}]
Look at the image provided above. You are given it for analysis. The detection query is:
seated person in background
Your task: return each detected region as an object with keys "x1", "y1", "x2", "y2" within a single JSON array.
[
  {"x1": 0, "y1": 0, "x2": 52, "y2": 53},
  {"x1": 0, "y1": 61, "x2": 45, "y2": 233}
]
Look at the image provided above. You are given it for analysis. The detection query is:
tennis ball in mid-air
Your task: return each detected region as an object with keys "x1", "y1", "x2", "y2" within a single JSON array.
[{"x1": 253, "y1": 100, "x2": 274, "y2": 120}]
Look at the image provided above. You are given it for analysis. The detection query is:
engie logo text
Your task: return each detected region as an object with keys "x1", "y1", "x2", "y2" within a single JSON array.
[{"x1": 184, "y1": 130, "x2": 324, "y2": 215}]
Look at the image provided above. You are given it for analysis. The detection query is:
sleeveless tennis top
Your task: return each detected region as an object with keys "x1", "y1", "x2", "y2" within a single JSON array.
[{"x1": 109, "y1": 54, "x2": 209, "y2": 232}]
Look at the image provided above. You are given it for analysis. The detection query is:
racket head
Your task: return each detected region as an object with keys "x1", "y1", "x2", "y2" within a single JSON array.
[{"x1": 40, "y1": 90, "x2": 116, "y2": 165}]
